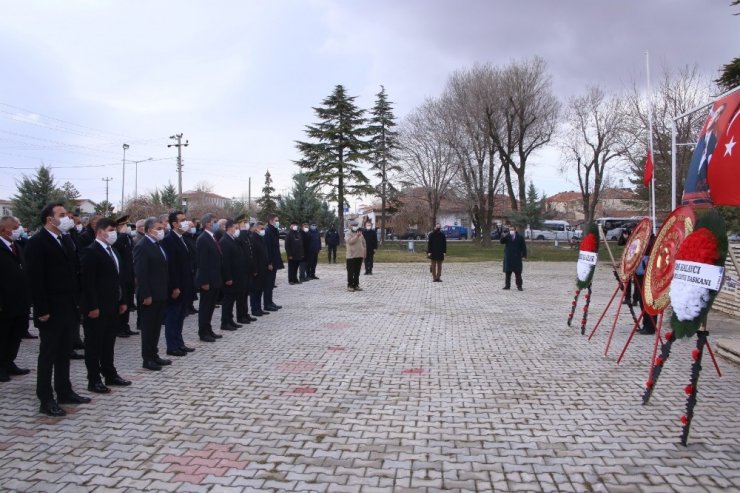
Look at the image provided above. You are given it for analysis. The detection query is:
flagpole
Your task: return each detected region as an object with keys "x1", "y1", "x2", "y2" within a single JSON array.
[{"x1": 646, "y1": 51, "x2": 657, "y2": 234}]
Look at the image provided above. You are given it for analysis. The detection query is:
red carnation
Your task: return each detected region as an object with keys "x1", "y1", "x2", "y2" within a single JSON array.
[
  {"x1": 645, "y1": 379, "x2": 654, "y2": 389},
  {"x1": 691, "y1": 348, "x2": 701, "y2": 361},
  {"x1": 655, "y1": 356, "x2": 664, "y2": 366},
  {"x1": 675, "y1": 228, "x2": 720, "y2": 264},
  {"x1": 684, "y1": 384, "x2": 694, "y2": 395},
  {"x1": 680, "y1": 415, "x2": 689, "y2": 426},
  {"x1": 664, "y1": 331, "x2": 673, "y2": 341},
  {"x1": 580, "y1": 233, "x2": 598, "y2": 253}
]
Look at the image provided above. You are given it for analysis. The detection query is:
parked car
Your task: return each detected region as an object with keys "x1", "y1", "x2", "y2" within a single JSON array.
[
  {"x1": 526, "y1": 220, "x2": 577, "y2": 241},
  {"x1": 442, "y1": 225, "x2": 468, "y2": 240},
  {"x1": 397, "y1": 229, "x2": 425, "y2": 240},
  {"x1": 729, "y1": 232, "x2": 740, "y2": 241}
]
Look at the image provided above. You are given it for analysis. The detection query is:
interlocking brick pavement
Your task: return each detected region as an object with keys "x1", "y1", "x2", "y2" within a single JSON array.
[{"x1": 0, "y1": 261, "x2": 739, "y2": 492}]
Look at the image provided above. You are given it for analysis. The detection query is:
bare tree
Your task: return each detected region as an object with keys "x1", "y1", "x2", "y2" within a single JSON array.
[
  {"x1": 397, "y1": 98, "x2": 459, "y2": 226},
  {"x1": 620, "y1": 64, "x2": 713, "y2": 210},
  {"x1": 441, "y1": 64, "x2": 505, "y2": 245},
  {"x1": 559, "y1": 86, "x2": 626, "y2": 224},
  {"x1": 490, "y1": 56, "x2": 560, "y2": 211}
]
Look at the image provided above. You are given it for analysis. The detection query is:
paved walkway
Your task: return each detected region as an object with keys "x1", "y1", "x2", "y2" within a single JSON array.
[{"x1": 1, "y1": 262, "x2": 739, "y2": 492}]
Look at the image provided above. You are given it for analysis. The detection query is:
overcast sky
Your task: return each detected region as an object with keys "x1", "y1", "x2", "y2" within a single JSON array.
[{"x1": 0, "y1": 0, "x2": 737, "y2": 210}]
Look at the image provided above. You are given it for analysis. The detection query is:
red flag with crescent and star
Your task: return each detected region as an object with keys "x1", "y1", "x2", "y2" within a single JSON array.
[{"x1": 705, "y1": 91, "x2": 740, "y2": 206}]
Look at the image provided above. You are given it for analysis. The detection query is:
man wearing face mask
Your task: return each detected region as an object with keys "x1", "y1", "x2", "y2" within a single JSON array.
[
  {"x1": 345, "y1": 223, "x2": 366, "y2": 291},
  {"x1": 182, "y1": 218, "x2": 200, "y2": 315},
  {"x1": 234, "y1": 215, "x2": 257, "y2": 323},
  {"x1": 132, "y1": 219, "x2": 146, "y2": 245},
  {"x1": 249, "y1": 222, "x2": 270, "y2": 316},
  {"x1": 79, "y1": 218, "x2": 131, "y2": 394},
  {"x1": 362, "y1": 221, "x2": 378, "y2": 275},
  {"x1": 325, "y1": 224, "x2": 339, "y2": 264},
  {"x1": 67, "y1": 210, "x2": 83, "y2": 251},
  {"x1": 501, "y1": 224, "x2": 527, "y2": 291},
  {"x1": 78, "y1": 214, "x2": 101, "y2": 250},
  {"x1": 426, "y1": 223, "x2": 447, "y2": 282},
  {"x1": 195, "y1": 213, "x2": 223, "y2": 342},
  {"x1": 299, "y1": 222, "x2": 311, "y2": 282},
  {"x1": 306, "y1": 224, "x2": 322, "y2": 280},
  {"x1": 218, "y1": 219, "x2": 246, "y2": 332},
  {"x1": 133, "y1": 218, "x2": 171, "y2": 370},
  {"x1": 161, "y1": 211, "x2": 197, "y2": 356},
  {"x1": 0, "y1": 216, "x2": 32, "y2": 382},
  {"x1": 262, "y1": 214, "x2": 283, "y2": 312},
  {"x1": 112, "y1": 216, "x2": 138, "y2": 338},
  {"x1": 284, "y1": 221, "x2": 304, "y2": 285},
  {"x1": 25, "y1": 203, "x2": 91, "y2": 416}
]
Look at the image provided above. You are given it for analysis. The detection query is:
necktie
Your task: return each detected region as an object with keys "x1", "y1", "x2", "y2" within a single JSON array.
[
  {"x1": 106, "y1": 246, "x2": 119, "y2": 272},
  {"x1": 10, "y1": 242, "x2": 17, "y2": 256},
  {"x1": 157, "y1": 242, "x2": 167, "y2": 260},
  {"x1": 214, "y1": 236, "x2": 222, "y2": 255}
]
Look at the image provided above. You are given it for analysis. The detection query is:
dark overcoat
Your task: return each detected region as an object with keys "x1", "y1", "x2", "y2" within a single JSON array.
[
  {"x1": 426, "y1": 230, "x2": 447, "y2": 261},
  {"x1": 501, "y1": 232, "x2": 527, "y2": 273}
]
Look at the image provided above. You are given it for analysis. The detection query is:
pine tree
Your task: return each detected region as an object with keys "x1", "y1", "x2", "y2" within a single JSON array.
[
  {"x1": 94, "y1": 200, "x2": 115, "y2": 217},
  {"x1": 160, "y1": 183, "x2": 178, "y2": 209},
  {"x1": 295, "y1": 84, "x2": 373, "y2": 243},
  {"x1": 317, "y1": 201, "x2": 339, "y2": 229},
  {"x1": 368, "y1": 86, "x2": 400, "y2": 245},
  {"x1": 278, "y1": 173, "x2": 322, "y2": 226},
  {"x1": 256, "y1": 170, "x2": 278, "y2": 218},
  {"x1": 12, "y1": 165, "x2": 65, "y2": 229},
  {"x1": 508, "y1": 181, "x2": 544, "y2": 229}
]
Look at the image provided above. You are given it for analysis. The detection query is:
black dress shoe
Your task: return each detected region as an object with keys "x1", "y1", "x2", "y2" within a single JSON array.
[
  {"x1": 248, "y1": 315, "x2": 258, "y2": 321},
  {"x1": 502, "y1": 286, "x2": 511, "y2": 290},
  {"x1": 637, "y1": 328, "x2": 656, "y2": 335},
  {"x1": 57, "y1": 392, "x2": 91, "y2": 404},
  {"x1": 105, "y1": 375, "x2": 131, "y2": 386},
  {"x1": 40, "y1": 400, "x2": 66, "y2": 417},
  {"x1": 220, "y1": 324, "x2": 237, "y2": 331},
  {"x1": 517, "y1": 287, "x2": 523, "y2": 291},
  {"x1": 0, "y1": 370, "x2": 9, "y2": 382},
  {"x1": 143, "y1": 361, "x2": 162, "y2": 371},
  {"x1": 311, "y1": 276, "x2": 320, "y2": 280},
  {"x1": 267, "y1": 304, "x2": 282, "y2": 310},
  {"x1": 289, "y1": 281, "x2": 298, "y2": 285},
  {"x1": 236, "y1": 317, "x2": 251, "y2": 324},
  {"x1": 69, "y1": 351, "x2": 84, "y2": 360},
  {"x1": 88, "y1": 382, "x2": 110, "y2": 394},
  {"x1": 22, "y1": 331, "x2": 38, "y2": 339},
  {"x1": 73, "y1": 341, "x2": 85, "y2": 350},
  {"x1": 228, "y1": 321, "x2": 242, "y2": 329},
  {"x1": 189, "y1": 307, "x2": 199, "y2": 314},
  {"x1": 199, "y1": 335, "x2": 216, "y2": 342},
  {"x1": 167, "y1": 349, "x2": 187, "y2": 357},
  {"x1": 209, "y1": 331, "x2": 223, "y2": 339},
  {"x1": 263, "y1": 306, "x2": 278, "y2": 312},
  {"x1": 154, "y1": 357, "x2": 172, "y2": 366},
  {"x1": 6, "y1": 363, "x2": 30, "y2": 375},
  {"x1": 117, "y1": 330, "x2": 130, "y2": 338},
  {"x1": 180, "y1": 346, "x2": 195, "y2": 352},
  {"x1": 126, "y1": 328, "x2": 139, "y2": 335}
]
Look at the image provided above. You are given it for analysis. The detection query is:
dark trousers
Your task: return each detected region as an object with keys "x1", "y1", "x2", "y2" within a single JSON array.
[
  {"x1": 308, "y1": 252, "x2": 319, "y2": 277},
  {"x1": 364, "y1": 253, "x2": 374, "y2": 274},
  {"x1": 346, "y1": 257, "x2": 363, "y2": 288},
  {"x1": 263, "y1": 270, "x2": 276, "y2": 307},
  {"x1": 327, "y1": 245, "x2": 337, "y2": 263},
  {"x1": 164, "y1": 298, "x2": 188, "y2": 351},
  {"x1": 119, "y1": 283, "x2": 133, "y2": 330},
  {"x1": 634, "y1": 274, "x2": 657, "y2": 331},
  {"x1": 221, "y1": 285, "x2": 237, "y2": 325},
  {"x1": 504, "y1": 270, "x2": 523, "y2": 289},
  {"x1": 236, "y1": 281, "x2": 251, "y2": 319},
  {"x1": 250, "y1": 289, "x2": 263, "y2": 314},
  {"x1": 430, "y1": 260, "x2": 443, "y2": 280},
  {"x1": 288, "y1": 259, "x2": 300, "y2": 282},
  {"x1": 83, "y1": 310, "x2": 119, "y2": 383},
  {"x1": 0, "y1": 313, "x2": 28, "y2": 369},
  {"x1": 36, "y1": 303, "x2": 77, "y2": 403},
  {"x1": 198, "y1": 287, "x2": 218, "y2": 336},
  {"x1": 139, "y1": 300, "x2": 165, "y2": 362},
  {"x1": 299, "y1": 260, "x2": 308, "y2": 281}
]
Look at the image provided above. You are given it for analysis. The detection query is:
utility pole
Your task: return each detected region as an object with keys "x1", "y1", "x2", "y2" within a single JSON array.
[
  {"x1": 248, "y1": 177, "x2": 251, "y2": 218},
  {"x1": 168, "y1": 133, "x2": 189, "y2": 207},
  {"x1": 121, "y1": 143, "x2": 129, "y2": 212},
  {"x1": 102, "y1": 177, "x2": 113, "y2": 205}
]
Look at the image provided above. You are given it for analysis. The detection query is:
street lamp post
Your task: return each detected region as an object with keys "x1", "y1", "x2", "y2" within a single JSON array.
[
  {"x1": 121, "y1": 143, "x2": 129, "y2": 212},
  {"x1": 132, "y1": 157, "x2": 153, "y2": 199}
]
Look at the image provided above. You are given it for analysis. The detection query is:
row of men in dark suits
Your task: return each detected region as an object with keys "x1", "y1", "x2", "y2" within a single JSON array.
[{"x1": 2, "y1": 204, "x2": 287, "y2": 417}]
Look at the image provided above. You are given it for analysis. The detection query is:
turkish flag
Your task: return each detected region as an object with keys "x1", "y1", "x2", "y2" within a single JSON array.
[
  {"x1": 707, "y1": 91, "x2": 740, "y2": 206},
  {"x1": 643, "y1": 150, "x2": 653, "y2": 187}
]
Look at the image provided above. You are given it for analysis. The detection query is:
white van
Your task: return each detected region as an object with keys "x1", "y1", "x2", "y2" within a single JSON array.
[{"x1": 526, "y1": 220, "x2": 575, "y2": 241}]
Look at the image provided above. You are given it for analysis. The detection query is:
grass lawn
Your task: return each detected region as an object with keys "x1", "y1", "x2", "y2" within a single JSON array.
[{"x1": 319, "y1": 240, "x2": 625, "y2": 264}]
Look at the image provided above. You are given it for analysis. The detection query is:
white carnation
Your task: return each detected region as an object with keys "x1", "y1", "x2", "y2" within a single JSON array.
[
  {"x1": 577, "y1": 261, "x2": 593, "y2": 282},
  {"x1": 670, "y1": 281, "x2": 711, "y2": 321}
]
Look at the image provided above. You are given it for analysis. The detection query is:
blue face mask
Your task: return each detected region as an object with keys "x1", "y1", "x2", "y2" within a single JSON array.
[
  {"x1": 211, "y1": 223, "x2": 220, "y2": 233},
  {"x1": 190, "y1": 227, "x2": 197, "y2": 235}
]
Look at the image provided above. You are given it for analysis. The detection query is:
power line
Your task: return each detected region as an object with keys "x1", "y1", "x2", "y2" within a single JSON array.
[
  {"x1": 168, "y1": 134, "x2": 188, "y2": 207},
  {"x1": 102, "y1": 177, "x2": 113, "y2": 204}
]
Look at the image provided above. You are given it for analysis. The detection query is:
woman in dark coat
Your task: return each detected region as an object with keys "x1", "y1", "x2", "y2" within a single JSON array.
[
  {"x1": 426, "y1": 223, "x2": 447, "y2": 282},
  {"x1": 500, "y1": 224, "x2": 527, "y2": 290}
]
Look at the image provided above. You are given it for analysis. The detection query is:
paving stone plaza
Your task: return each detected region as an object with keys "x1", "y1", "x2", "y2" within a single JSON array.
[{"x1": 1, "y1": 261, "x2": 739, "y2": 492}]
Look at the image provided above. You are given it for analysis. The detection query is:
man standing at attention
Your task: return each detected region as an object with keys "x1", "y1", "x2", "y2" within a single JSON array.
[
  {"x1": 362, "y1": 220, "x2": 378, "y2": 275},
  {"x1": 345, "y1": 223, "x2": 366, "y2": 292},
  {"x1": 263, "y1": 214, "x2": 283, "y2": 312},
  {"x1": 426, "y1": 223, "x2": 446, "y2": 282},
  {"x1": 324, "y1": 224, "x2": 339, "y2": 264},
  {"x1": 284, "y1": 221, "x2": 304, "y2": 285},
  {"x1": 500, "y1": 224, "x2": 527, "y2": 291},
  {"x1": 195, "y1": 213, "x2": 223, "y2": 342},
  {"x1": 25, "y1": 203, "x2": 91, "y2": 416}
]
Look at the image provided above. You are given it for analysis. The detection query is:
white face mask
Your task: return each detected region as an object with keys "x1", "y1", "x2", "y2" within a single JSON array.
[
  {"x1": 154, "y1": 230, "x2": 165, "y2": 242},
  {"x1": 129, "y1": 229, "x2": 137, "y2": 237},
  {"x1": 351, "y1": 226, "x2": 358, "y2": 232},
  {"x1": 274, "y1": 221, "x2": 280, "y2": 229},
  {"x1": 240, "y1": 225, "x2": 248, "y2": 231},
  {"x1": 366, "y1": 224, "x2": 372, "y2": 229},
  {"x1": 291, "y1": 225, "x2": 298, "y2": 231},
  {"x1": 75, "y1": 224, "x2": 83, "y2": 232},
  {"x1": 233, "y1": 229, "x2": 240, "y2": 238},
  {"x1": 105, "y1": 231, "x2": 118, "y2": 245},
  {"x1": 179, "y1": 221, "x2": 190, "y2": 231},
  {"x1": 189, "y1": 227, "x2": 197, "y2": 235},
  {"x1": 258, "y1": 229, "x2": 266, "y2": 237},
  {"x1": 57, "y1": 216, "x2": 75, "y2": 233},
  {"x1": 120, "y1": 226, "x2": 131, "y2": 236},
  {"x1": 302, "y1": 227, "x2": 309, "y2": 233},
  {"x1": 11, "y1": 226, "x2": 24, "y2": 241}
]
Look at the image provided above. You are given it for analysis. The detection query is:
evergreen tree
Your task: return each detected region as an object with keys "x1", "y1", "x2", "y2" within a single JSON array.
[
  {"x1": 160, "y1": 182, "x2": 178, "y2": 209},
  {"x1": 256, "y1": 170, "x2": 278, "y2": 218},
  {"x1": 60, "y1": 181, "x2": 80, "y2": 202},
  {"x1": 368, "y1": 85, "x2": 400, "y2": 245},
  {"x1": 295, "y1": 84, "x2": 373, "y2": 243},
  {"x1": 12, "y1": 165, "x2": 65, "y2": 229},
  {"x1": 278, "y1": 173, "x2": 322, "y2": 226},
  {"x1": 507, "y1": 181, "x2": 545, "y2": 229},
  {"x1": 317, "y1": 200, "x2": 339, "y2": 229},
  {"x1": 94, "y1": 200, "x2": 114, "y2": 217}
]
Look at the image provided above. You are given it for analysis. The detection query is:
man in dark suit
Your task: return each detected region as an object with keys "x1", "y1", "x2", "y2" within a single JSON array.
[
  {"x1": 25, "y1": 203, "x2": 91, "y2": 416},
  {"x1": 501, "y1": 224, "x2": 527, "y2": 291},
  {"x1": 307, "y1": 223, "x2": 322, "y2": 280},
  {"x1": 426, "y1": 223, "x2": 446, "y2": 282},
  {"x1": 0, "y1": 216, "x2": 32, "y2": 382},
  {"x1": 235, "y1": 216, "x2": 257, "y2": 324},
  {"x1": 249, "y1": 222, "x2": 270, "y2": 317},
  {"x1": 80, "y1": 218, "x2": 131, "y2": 393},
  {"x1": 219, "y1": 219, "x2": 246, "y2": 331},
  {"x1": 195, "y1": 213, "x2": 223, "y2": 342},
  {"x1": 161, "y1": 211, "x2": 197, "y2": 357},
  {"x1": 284, "y1": 221, "x2": 304, "y2": 285},
  {"x1": 325, "y1": 224, "x2": 339, "y2": 264},
  {"x1": 133, "y1": 217, "x2": 172, "y2": 371},
  {"x1": 77, "y1": 214, "x2": 100, "y2": 250},
  {"x1": 263, "y1": 214, "x2": 283, "y2": 312},
  {"x1": 362, "y1": 220, "x2": 378, "y2": 275},
  {"x1": 182, "y1": 218, "x2": 199, "y2": 315},
  {"x1": 112, "y1": 215, "x2": 138, "y2": 338}
]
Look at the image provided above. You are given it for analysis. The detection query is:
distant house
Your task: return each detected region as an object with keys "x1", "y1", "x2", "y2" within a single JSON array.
[
  {"x1": 0, "y1": 199, "x2": 13, "y2": 217},
  {"x1": 182, "y1": 190, "x2": 230, "y2": 209},
  {"x1": 546, "y1": 188, "x2": 648, "y2": 223},
  {"x1": 73, "y1": 199, "x2": 97, "y2": 215}
]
